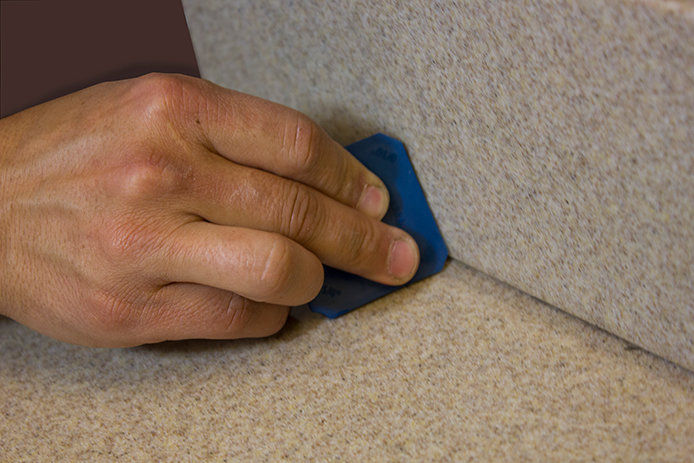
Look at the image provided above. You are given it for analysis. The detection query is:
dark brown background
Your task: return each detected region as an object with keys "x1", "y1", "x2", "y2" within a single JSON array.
[{"x1": 1, "y1": 0, "x2": 199, "y2": 118}]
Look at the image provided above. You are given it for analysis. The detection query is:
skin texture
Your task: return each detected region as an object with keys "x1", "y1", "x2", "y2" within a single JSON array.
[{"x1": 0, "y1": 73, "x2": 419, "y2": 347}]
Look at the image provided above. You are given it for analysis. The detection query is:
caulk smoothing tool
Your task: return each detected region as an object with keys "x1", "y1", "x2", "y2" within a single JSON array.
[{"x1": 308, "y1": 134, "x2": 448, "y2": 318}]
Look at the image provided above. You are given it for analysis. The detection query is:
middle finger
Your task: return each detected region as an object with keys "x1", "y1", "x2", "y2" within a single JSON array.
[{"x1": 189, "y1": 151, "x2": 420, "y2": 286}]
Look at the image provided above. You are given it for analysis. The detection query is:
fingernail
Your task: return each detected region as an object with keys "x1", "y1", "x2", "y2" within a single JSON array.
[
  {"x1": 388, "y1": 238, "x2": 419, "y2": 281},
  {"x1": 356, "y1": 185, "x2": 389, "y2": 219}
]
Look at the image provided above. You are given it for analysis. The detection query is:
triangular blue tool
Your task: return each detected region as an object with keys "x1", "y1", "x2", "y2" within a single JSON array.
[{"x1": 308, "y1": 133, "x2": 448, "y2": 318}]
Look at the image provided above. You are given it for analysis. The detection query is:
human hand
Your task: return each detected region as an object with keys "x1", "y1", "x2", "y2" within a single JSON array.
[{"x1": 0, "y1": 73, "x2": 419, "y2": 347}]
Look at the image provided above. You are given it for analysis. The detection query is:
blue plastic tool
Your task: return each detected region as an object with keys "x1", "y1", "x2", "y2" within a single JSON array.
[{"x1": 308, "y1": 133, "x2": 448, "y2": 318}]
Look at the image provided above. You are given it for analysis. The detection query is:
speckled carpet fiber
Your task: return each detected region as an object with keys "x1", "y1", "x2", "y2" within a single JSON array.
[
  {"x1": 181, "y1": 0, "x2": 694, "y2": 370},
  {"x1": 1, "y1": 261, "x2": 692, "y2": 461},
  {"x1": 2, "y1": 2, "x2": 693, "y2": 460}
]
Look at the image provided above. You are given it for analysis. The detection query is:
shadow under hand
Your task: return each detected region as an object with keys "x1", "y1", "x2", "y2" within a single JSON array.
[{"x1": 0, "y1": 305, "x2": 327, "y2": 391}]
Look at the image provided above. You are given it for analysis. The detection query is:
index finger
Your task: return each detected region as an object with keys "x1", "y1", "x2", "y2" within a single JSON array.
[{"x1": 173, "y1": 75, "x2": 390, "y2": 220}]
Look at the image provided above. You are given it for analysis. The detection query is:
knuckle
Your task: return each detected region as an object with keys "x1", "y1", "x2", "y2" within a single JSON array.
[
  {"x1": 120, "y1": 160, "x2": 167, "y2": 199},
  {"x1": 341, "y1": 219, "x2": 380, "y2": 268},
  {"x1": 136, "y1": 72, "x2": 185, "y2": 99},
  {"x1": 282, "y1": 184, "x2": 321, "y2": 243},
  {"x1": 112, "y1": 150, "x2": 190, "y2": 200},
  {"x1": 221, "y1": 293, "x2": 254, "y2": 334},
  {"x1": 284, "y1": 113, "x2": 320, "y2": 175},
  {"x1": 130, "y1": 73, "x2": 187, "y2": 125},
  {"x1": 258, "y1": 240, "x2": 295, "y2": 300}
]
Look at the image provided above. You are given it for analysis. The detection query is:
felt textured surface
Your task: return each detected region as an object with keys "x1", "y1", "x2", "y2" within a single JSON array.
[
  {"x1": 1, "y1": 261, "x2": 693, "y2": 461},
  {"x1": 181, "y1": 0, "x2": 694, "y2": 370},
  {"x1": 3, "y1": 2, "x2": 693, "y2": 460}
]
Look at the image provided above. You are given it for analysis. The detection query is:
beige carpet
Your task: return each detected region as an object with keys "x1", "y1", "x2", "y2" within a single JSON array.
[
  {"x1": 181, "y1": 0, "x2": 694, "y2": 370},
  {"x1": 2, "y1": 2, "x2": 693, "y2": 460},
  {"x1": 1, "y1": 261, "x2": 692, "y2": 461}
]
